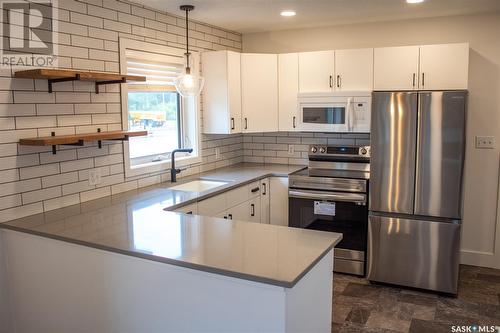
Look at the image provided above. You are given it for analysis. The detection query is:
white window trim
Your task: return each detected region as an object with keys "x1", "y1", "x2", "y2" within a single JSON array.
[{"x1": 119, "y1": 38, "x2": 202, "y2": 178}]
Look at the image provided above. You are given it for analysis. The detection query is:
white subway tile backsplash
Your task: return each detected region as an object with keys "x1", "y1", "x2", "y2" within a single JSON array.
[
  {"x1": 0, "y1": 154, "x2": 39, "y2": 170},
  {"x1": 20, "y1": 163, "x2": 60, "y2": 180},
  {"x1": 42, "y1": 172, "x2": 79, "y2": 188},
  {"x1": 131, "y1": 6, "x2": 156, "y2": 20},
  {"x1": 0, "y1": 194, "x2": 22, "y2": 210},
  {"x1": 70, "y1": 12, "x2": 104, "y2": 28},
  {"x1": 0, "y1": 178, "x2": 41, "y2": 196},
  {"x1": 91, "y1": 113, "x2": 121, "y2": 124},
  {"x1": 60, "y1": 158, "x2": 94, "y2": 173},
  {"x1": 89, "y1": 49, "x2": 118, "y2": 62},
  {"x1": 0, "y1": 118, "x2": 15, "y2": 130},
  {"x1": 0, "y1": 104, "x2": 36, "y2": 117},
  {"x1": 40, "y1": 149, "x2": 78, "y2": 164},
  {"x1": 22, "y1": 186, "x2": 62, "y2": 204},
  {"x1": 75, "y1": 103, "x2": 106, "y2": 114},
  {"x1": 89, "y1": 27, "x2": 119, "y2": 41},
  {"x1": 72, "y1": 58, "x2": 105, "y2": 71},
  {"x1": 0, "y1": 202, "x2": 43, "y2": 223},
  {"x1": 104, "y1": 19, "x2": 132, "y2": 33},
  {"x1": 62, "y1": 180, "x2": 95, "y2": 195},
  {"x1": 57, "y1": 115, "x2": 92, "y2": 126},
  {"x1": 111, "y1": 180, "x2": 137, "y2": 195},
  {"x1": 16, "y1": 116, "x2": 57, "y2": 129},
  {"x1": 95, "y1": 153, "x2": 123, "y2": 167},
  {"x1": 87, "y1": 5, "x2": 118, "y2": 20},
  {"x1": 0, "y1": 169, "x2": 19, "y2": 184},
  {"x1": 37, "y1": 104, "x2": 74, "y2": 115},
  {"x1": 14, "y1": 92, "x2": 55, "y2": 104},
  {"x1": 80, "y1": 186, "x2": 111, "y2": 202},
  {"x1": 58, "y1": 21, "x2": 88, "y2": 37},
  {"x1": 0, "y1": 143, "x2": 17, "y2": 157},
  {"x1": 43, "y1": 194, "x2": 80, "y2": 211},
  {"x1": 103, "y1": 0, "x2": 130, "y2": 13}
]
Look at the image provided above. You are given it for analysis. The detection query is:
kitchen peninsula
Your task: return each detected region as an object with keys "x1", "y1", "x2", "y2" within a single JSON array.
[{"x1": 0, "y1": 164, "x2": 341, "y2": 333}]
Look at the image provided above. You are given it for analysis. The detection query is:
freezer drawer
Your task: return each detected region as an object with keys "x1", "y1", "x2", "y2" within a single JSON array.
[{"x1": 367, "y1": 214, "x2": 460, "y2": 294}]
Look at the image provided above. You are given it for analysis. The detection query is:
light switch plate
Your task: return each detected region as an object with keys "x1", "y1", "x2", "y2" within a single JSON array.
[
  {"x1": 475, "y1": 136, "x2": 496, "y2": 149},
  {"x1": 88, "y1": 169, "x2": 102, "y2": 185}
]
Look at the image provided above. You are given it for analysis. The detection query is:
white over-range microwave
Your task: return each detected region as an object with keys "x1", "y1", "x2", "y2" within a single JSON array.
[{"x1": 297, "y1": 92, "x2": 371, "y2": 133}]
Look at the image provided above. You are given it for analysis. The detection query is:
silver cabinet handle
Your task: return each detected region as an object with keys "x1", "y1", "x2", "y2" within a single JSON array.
[
  {"x1": 244, "y1": 117, "x2": 248, "y2": 130},
  {"x1": 421, "y1": 72, "x2": 425, "y2": 87},
  {"x1": 231, "y1": 117, "x2": 235, "y2": 130},
  {"x1": 292, "y1": 116, "x2": 296, "y2": 128},
  {"x1": 412, "y1": 73, "x2": 416, "y2": 87},
  {"x1": 337, "y1": 75, "x2": 341, "y2": 88},
  {"x1": 329, "y1": 75, "x2": 333, "y2": 88},
  {"x1": 262, "y1": 183, "x2": 267, "y2": 195},
  {"x1": 250, "y1": 204, "x2": 255, "y2": 216},
  {"x1": 288, "y1": 189, "x2": 366, "y2": 204}
]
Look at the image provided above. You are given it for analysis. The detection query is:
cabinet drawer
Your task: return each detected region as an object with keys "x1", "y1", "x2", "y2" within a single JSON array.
[
  {"x1": 198, "y1": 194, "x2": 226, "y2": 216},
  {"x1": 226, "y1": 185, "x2": 250, "y2": 208},
  {"x1": 248, "y1": 181, "x2": 261, "y2": 198}
]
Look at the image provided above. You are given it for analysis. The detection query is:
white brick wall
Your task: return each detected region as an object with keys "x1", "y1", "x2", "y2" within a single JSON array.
[{"x1": 0, "y1": 0, "x2": 243, "y2": 222}]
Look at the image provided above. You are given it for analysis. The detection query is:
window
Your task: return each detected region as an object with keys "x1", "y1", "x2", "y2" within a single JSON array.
[{"x1": 120, "y1": 40, "x2": 201, "y2": 177}]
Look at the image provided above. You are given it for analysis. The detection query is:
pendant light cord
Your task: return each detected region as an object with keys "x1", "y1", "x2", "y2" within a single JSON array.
[{"x1": 184, "y1": 6, "x2": 191, "y2": 74}]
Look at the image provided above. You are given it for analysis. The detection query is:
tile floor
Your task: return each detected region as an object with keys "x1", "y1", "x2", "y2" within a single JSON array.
[{"x1": 332, "y1": 265, "x2": 500, "y2": 332}]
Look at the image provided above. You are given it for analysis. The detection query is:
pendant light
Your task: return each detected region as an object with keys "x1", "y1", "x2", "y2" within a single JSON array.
[{"x1": 174, "y1": 5, "x2": 204, "y2": 97}]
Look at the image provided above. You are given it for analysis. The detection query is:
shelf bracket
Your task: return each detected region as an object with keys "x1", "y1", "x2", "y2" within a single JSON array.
[
  {"x1": 95, "y1": 77, "x2": 127, "y2": 94},
  {"x1": 97, "y1": 128, "x2": 102, "y2": 149},
  {"x1": 48, "y1": 74, "x2": 81, "y2": 93},
  {"x1": 51, "y1": 132, "x2": 57, "y2": 155}
]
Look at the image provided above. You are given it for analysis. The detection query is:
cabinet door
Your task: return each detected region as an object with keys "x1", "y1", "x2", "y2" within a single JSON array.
[
  {"x1": 278, "y1": 53, "x2": 299, "y2": 131},
  {"x1": 269, "y1": 177, "x2": 289, "y2": 226},
  {"x1": 202, "y1": 51, "x2": 241, "y2": 134},
  {"x1": 197, "y1": 193, "x2": 226, "y2": 216},
  {"x1": 227, "y1": 51, "x2": 242, "y2": 133},
  {"x1": 298, "y1": 51, "x2": 335, "y2": 93},
  {"x1": 335, "y1": 48, "x2": 373, "y2": 91},
  {"x1": 419, "y1": 43, "x2": 469, "y2": 90},
  {"x1": 260, "y1": 178, "x2": 270, "y2": 224},
  {"x1": 241, "y1": 53, "x2": 279, "y2": 133},
  {"x1": 374, "y1": 46, "x2": 419, "y2": 91}
]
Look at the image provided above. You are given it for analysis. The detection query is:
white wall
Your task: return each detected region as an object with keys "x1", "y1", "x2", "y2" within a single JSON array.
[{"x1": 243, "y1": 13, "x2": 500, "y2": 269}]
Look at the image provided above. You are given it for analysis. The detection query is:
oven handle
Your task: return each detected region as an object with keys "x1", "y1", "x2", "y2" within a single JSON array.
[{"x1": 289, "y1": 189, "x2": 366, "y2": 204}]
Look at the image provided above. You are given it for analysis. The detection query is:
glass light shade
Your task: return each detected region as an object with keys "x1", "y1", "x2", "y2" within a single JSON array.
[{"x1": 174, "y1": 72, "x2": 205, "y2": 97}]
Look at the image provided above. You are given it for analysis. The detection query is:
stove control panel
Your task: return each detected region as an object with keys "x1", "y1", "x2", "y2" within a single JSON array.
[{"x1": 309, "y1": 145, "x2": 370, "y2": 158}]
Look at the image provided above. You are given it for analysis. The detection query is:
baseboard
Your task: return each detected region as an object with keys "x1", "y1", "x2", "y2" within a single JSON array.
[{"x1": 460, "y1": 249, "x2": 500, "y2": 269}]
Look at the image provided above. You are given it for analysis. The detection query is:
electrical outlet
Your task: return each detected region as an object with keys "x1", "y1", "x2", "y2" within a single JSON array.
[
  {"x1": 215, "y1": 147, "x2": 221, "y2": 160},
  {"x1": 288, "y1": 145, "x2": 295, "y2": 155},
  {"x1": 475, "y1": 136, "x2": 496, "y2": 149},
  {"x1": 88, "y1": 169, "x2": 102, "y2": 186}
]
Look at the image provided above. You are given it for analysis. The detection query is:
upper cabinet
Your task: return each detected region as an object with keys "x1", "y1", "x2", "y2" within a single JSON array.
[
  {"x1": 374, "y1": 43, "x2": 469, "y2": 90},
  {"x1": 419, "y1": 43, "x2": 469, "y2": 90},
  {"x1": 298, "y1": 51, "x2": 335, "y2": 93},
  {"x1": 374, "y1": 45, "x2": 420, "y2": 91},
  {"x1": 278, "y1": 53, "x2": 299, "y2": 131},
  {"x1": 335, "y1": 48, "x2": 374, "y2": 91},
  {"x1": 241, "y1": 53, "x2": 279, "y2": 133},
  {"x1": 202, "y1": 50, "x2": 242, "y2": 134}
]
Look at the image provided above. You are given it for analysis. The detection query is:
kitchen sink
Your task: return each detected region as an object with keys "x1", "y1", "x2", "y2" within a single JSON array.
[{"x1": 169, "y1": 180, "x2": 228, "y2": 192}]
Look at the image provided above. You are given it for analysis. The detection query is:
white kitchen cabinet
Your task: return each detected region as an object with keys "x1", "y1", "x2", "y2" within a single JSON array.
[
  {"x1": 374, "y1": 46, "x2": 420, "y2": 90},
  {"x1": 197, "y1": 193, "x2": 226, "y2": 217},
  {"x1": 227, "y1": 198, "x2": 260, "y2": 223},
  {"x1": 260, "y1": 178, "x2": 270, "y2": 224},
  {"x1": 335, "y1": 48, "x2": 373, "y2": 91},
  {"x1": 202, "y1": 50, "x2": 242, "y2": 134},
  {"x1": 269, "y1": 177, "x2": 289, "y2": 227},
  {"x1": 278, "y1": 53, "x2": 299, "y2": 131},
  {"x1": 419, "y1": 43, "x2": 469, "y2": 90},
  {"x1": 173, "y1": 203, "x2": 198, "y2": 215},
  {"x1": 298, "y1": 51, "x2": 335, "y2": 93},
  {"x1": 241, "y1": 53, "x2": 279, "y2": 133}
]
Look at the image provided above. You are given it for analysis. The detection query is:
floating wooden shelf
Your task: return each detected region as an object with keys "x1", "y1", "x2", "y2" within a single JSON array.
[
  {"x1": 20, "y1": 130, "x2": 148, "y2": 154},
  {"x1": 14, "y1": 69, "x2": 146, "y2": 94}
]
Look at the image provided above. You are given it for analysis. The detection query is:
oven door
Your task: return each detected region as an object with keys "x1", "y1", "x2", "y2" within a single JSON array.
[
  {"x1": 289, "y1": 189, "x2": 368, "y2": 274},
  {"x1": 298, "y1": 102, "x2": 348, "y2": 132}
]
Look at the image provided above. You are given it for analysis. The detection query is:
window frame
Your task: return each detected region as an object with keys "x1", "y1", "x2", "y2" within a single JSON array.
[{"x1": 119, "y1": 38, "x2": 202, "y2": 178}]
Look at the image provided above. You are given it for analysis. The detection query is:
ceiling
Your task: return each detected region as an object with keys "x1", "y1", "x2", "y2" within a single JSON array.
[{"x1": 139, "y1": 0, "x2": 500, "y2": 33}]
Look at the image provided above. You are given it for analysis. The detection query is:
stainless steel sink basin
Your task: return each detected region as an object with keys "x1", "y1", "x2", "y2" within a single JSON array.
[{"x1": 169, "y1": 180, "x2": 228, "y2": 192}]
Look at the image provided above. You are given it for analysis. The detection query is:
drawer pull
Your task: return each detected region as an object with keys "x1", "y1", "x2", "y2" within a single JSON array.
[
  {"x1": 228, "y1": 214, "x2": 233, "y2": 220},
  {"x1": 251, "y1": 204, "x2": 255, "y2": 216},
  {"x1": 251, "y1": 187, "x2": 260, "y2": 193},
  {"x1": 262, "y1": 183, "x2": 267, "y2": 195},
  {"x1": 186, "y1": 211, "x2": 193, "y2": 215}
]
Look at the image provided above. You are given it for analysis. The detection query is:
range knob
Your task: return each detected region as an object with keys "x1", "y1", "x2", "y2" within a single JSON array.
[
  {"x1": 319, "y1": 147, "x2": 327, "y2": 154},
  {"x1": 311, "y1": 146, "x2": 318, "y2": 153}
]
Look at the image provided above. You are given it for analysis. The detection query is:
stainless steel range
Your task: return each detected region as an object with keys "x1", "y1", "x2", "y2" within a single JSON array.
[{"x1": 288, "y1": 145, "x2": 370, "y2": 276}]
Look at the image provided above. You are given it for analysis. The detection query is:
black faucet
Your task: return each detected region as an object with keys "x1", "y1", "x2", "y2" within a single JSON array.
[{"x1": 170, "y1": 148, "x2": 193, "y2": 182}]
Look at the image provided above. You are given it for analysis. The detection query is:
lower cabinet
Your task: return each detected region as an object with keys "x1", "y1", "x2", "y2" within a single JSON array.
[{"x1": 180, "y1": 177, "x2": 289, "y2": 225}]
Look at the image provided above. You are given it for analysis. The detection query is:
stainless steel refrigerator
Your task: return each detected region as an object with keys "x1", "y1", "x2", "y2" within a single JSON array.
[{"x1": 368, "y1": 91, "x2": 467, "y2": 294}]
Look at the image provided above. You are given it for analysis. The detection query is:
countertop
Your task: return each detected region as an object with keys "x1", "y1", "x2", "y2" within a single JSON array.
[{"x1": 0, "y1": 163, "x2": 342, "y2": 288}]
